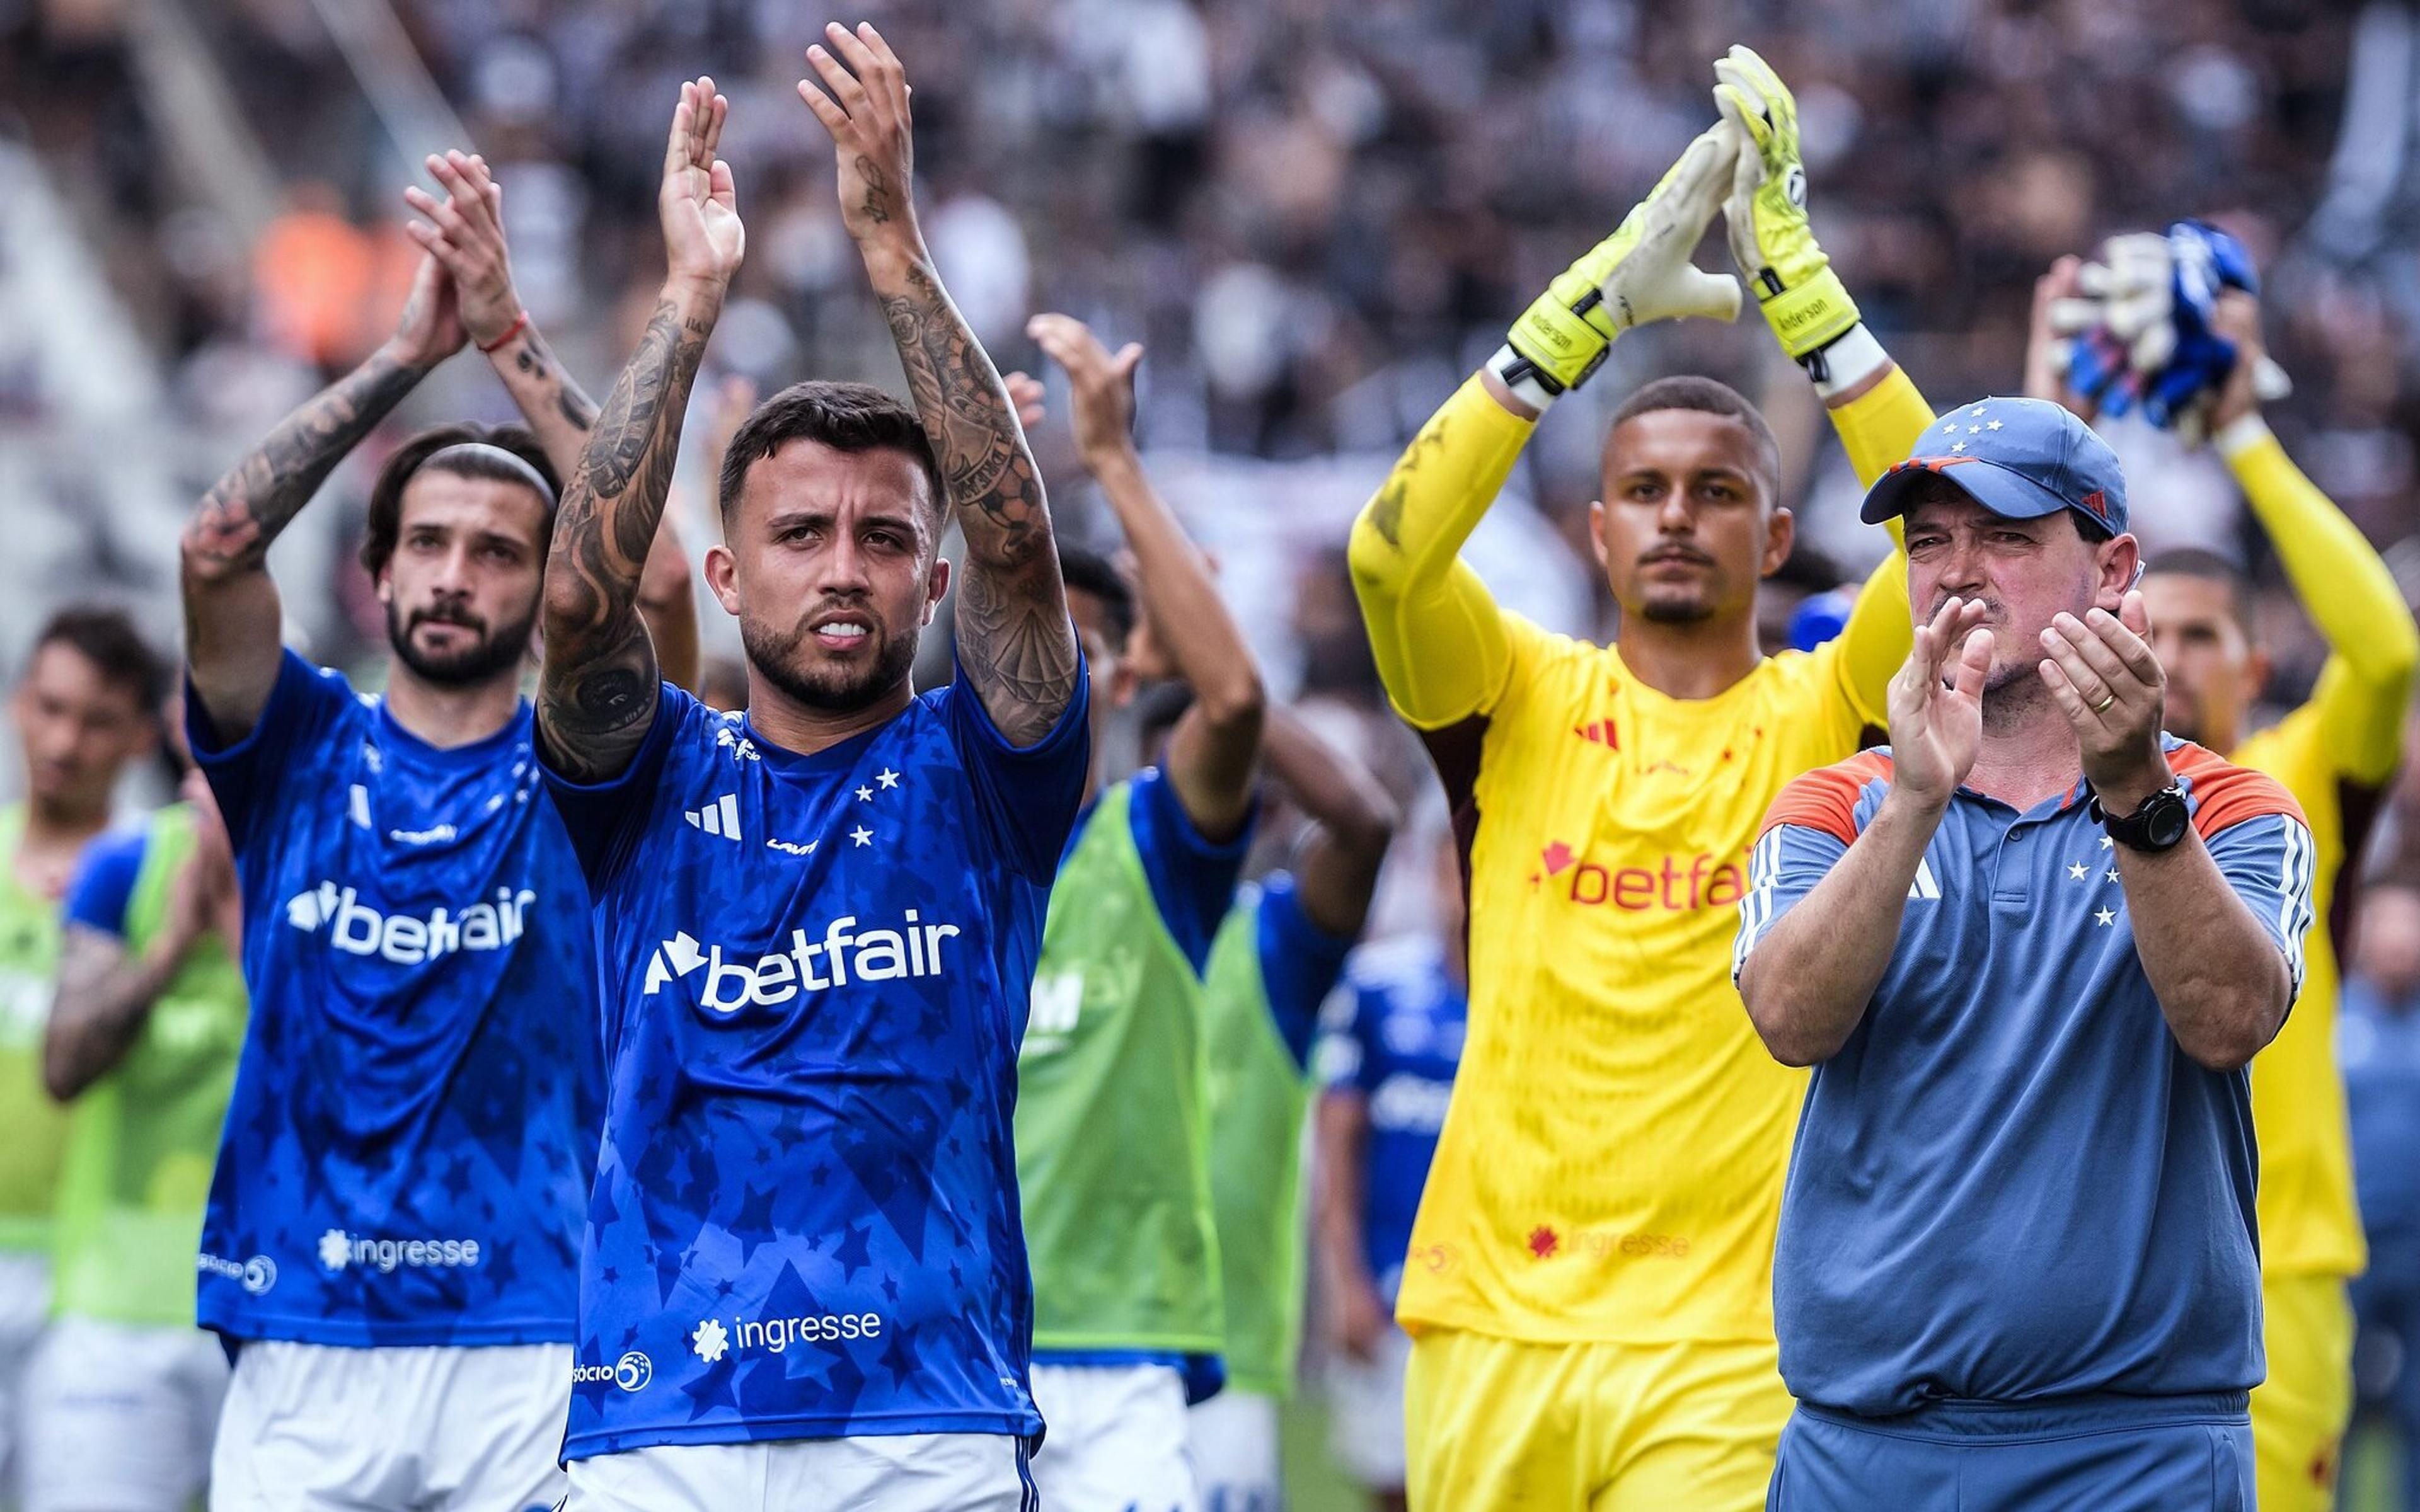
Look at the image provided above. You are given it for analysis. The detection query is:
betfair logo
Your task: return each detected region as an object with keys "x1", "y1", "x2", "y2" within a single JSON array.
[
  {"x1": 284, "y1": 882, "x2": 535, "y2": 963},
  {"x1": 1531, "y1": 843, "x2": 1744, "y2": 912},
  {"x1": 685, "y1": 794, "x2": 742, "y2": 840},
  {"x1": 643, "y1": 913, "x2": 965, "y2": 1011}
]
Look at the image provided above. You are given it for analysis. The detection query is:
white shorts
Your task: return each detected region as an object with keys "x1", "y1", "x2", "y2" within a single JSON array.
[
  {"x1": 0, "y1": 1252, "x2": 50, "y2": 1504},
  {"x1": 567, "y1": 1435, "x2": 1036, "y2": 1511},
  {"x1": 1186, "y1": 1387, "x2": 1279, "y2": 1512},
  {"x1": 23, "y1": 1316, "x2": 229, "y2": 1512},
  {"x1": 208, "y1": 1339, "x2": 569, "y2": 1511},
  {"x1": 1325, "y1": 1322, "x2": 1412, "y2": 1489},
  {"x1": 1028, "y1": 1362, "x2": 1198, "y2": 1512}
]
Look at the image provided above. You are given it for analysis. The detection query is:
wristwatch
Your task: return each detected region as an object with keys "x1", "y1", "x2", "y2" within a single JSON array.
[{"x1": 2090, "y1": 784, "x2": 2190, "y2": 853}]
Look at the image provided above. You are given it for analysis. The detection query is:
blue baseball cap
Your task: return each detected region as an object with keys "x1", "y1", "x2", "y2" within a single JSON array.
[{"x1": 1859, "y1": 396, "x2": 2128, "y2": 537}]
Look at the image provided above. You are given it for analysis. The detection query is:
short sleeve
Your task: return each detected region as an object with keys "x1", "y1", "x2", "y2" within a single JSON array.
[
  {"x1": 1127, "y1": 766, "x2": 1252, "y2": 975},
  {"x1": 942, "y1": 654, "x2": 1092, "y2": 883},
  {"x1": 62, "y1": 829, "x2": 151, "y2": 939},
  {"x1": 1732, "y1": 821, "x2": 1853, "y2": 984},
  {"x1": 537, "y1": 686, "x2": 686, "y2": 884},
  {"x1": 2202, "y1": 810, "x2": 2319, "y2": 1000},
  {"x1": 187, "y1": 650, "x2": 354, "y2": 850},
  {"x1": 1253, "y1": 875, "x2": 1358, "y2": 1070}
]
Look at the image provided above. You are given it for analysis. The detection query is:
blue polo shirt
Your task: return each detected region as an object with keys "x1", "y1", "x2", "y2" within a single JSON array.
[{"x1": 1733, "y1": 738, "x2": 2313, "y2": 1417}]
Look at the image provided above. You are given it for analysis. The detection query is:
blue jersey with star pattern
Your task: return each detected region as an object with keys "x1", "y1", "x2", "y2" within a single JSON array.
[
  {"x1": 188, "y1": 651, "x2": 598, "y2": 1346},
  {"x1": 543, "y1": 672, "x2": 1088, "y2": 1458}
]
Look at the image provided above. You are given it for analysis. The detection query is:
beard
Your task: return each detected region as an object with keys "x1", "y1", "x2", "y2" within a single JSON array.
[
  {"x1": 740, "y1": 610, "x2": 921, "y2": 713},
  {"x1": 1637, "y1": 594, "x2": 1717, "y2": 625},
  {"x1": 388, "y1": 600, "x2": 534, "y2": 687}
]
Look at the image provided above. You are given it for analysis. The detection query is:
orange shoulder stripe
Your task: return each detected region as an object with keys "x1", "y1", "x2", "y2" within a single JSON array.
[
  {"x1": 2168, "y1": 741, "x2": 2308, "y2": 839},
  {"x1": 1760, "y1": 750, "x2": 1895, "y2": 846}
]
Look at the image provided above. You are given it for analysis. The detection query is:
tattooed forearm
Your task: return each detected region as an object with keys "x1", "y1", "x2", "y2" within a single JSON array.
[
  {"x1": 539, "y1": 294, "x2": 713, "y2": 780},
  {"x1": 182, "y1": 350, "x2": 425, "y2": 581},
  {"x1": 490, "y1": 321, "x2": 600, "y2": 484},
  {"x1": 43, "y1": 927, "x2": 178, "y2": 1102},
  {"x1": 868, "y1": 252, "x2": 1078, "y2": 743}
]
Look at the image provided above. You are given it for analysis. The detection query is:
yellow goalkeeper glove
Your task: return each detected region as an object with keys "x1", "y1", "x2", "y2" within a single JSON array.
[
  {"x1": 1714, "y1": 45, "x2": 1860, "y2": 365},
  {"x1": 1490, "y1": 126, "x2": 1741, "y2": 411}
]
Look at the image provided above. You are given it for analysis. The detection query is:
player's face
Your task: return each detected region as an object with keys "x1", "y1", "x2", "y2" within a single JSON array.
[
  {"x1": 1904, "y1": 496, "x2": 2136, "y2": 701},
  {"x1": 10, "y1": 643, "x2": 154, "y2": 818},
  {"x1": 2141, "y1": 572, "x2": 2262, "y2": 750},
  {"x1": 1063, "y1": 587, "x2": 1138, "y2": 767},
  {"x1": 1592, "y1": 410, "x2": 1790, "y2": 627},
  {"x1": 712, "y1": 440, "x2": 947, "y2": 714},
  {"x1": 379, "y1": 472, "x2": 549, "y2": 688},
  {"x1": 2357, "y1": 885, "x2": 2420, "y2": 1004}
]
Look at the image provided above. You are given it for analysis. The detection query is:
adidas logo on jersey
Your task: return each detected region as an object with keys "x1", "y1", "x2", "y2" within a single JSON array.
[
  {"x1": 282, "y1": 882, "x2": 536, "y2": 964},
  {"x1": 1908, "y1": 859, "x2": 1942, "y2": 900},
  {"x1": 685, "y1": 794, "x2": 742, "y2": 840},
  {"x1": 643, "y1": 912, "x2": 965, "y2": 1013}
]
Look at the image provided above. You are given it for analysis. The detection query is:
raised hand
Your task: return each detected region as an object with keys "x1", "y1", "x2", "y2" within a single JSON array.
[
  {"x1": 2206, "y1": 290, "x2": 2269, "y2": 432},
  {"x1": 798, "y1": 21, "x2": 919, "y2": 253},
  {"x1": 1887, "y1": 596, "x2": 1992, "y2": 811},
  {"x1": 1027, "y1": 314, "x2": 1144, "y2": 469},
  {"x1": 403, "y1": 152, "x2": 523, "y2": 352},
  {"x1": 1000, "y1": 372, "x2": 1047, "y2": 432},
  {"x1": 2039, "y1": 592, "x2": 2172, "y2": 811},
  {"x1": 388, "y1": 253, "x2": 466, "y2": 369},
  {"x1": 2024, "y1": 255, "x2": 2102, "y2": 422},
  {"x1": 662, "y1": 76, "x2": 744, "y2": 294},
  {"x1": 1711, "y1": 44, "x2": 1856, "y2": 363}
]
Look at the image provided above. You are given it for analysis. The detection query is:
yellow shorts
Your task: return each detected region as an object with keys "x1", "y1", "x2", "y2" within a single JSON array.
[
  {"x1": 2251, "y1": 1271, "x2": 2354, "y2": 1512},
  {"x1": 1404, "y1": 1327, "x2": 1792, "y2": 1511}
]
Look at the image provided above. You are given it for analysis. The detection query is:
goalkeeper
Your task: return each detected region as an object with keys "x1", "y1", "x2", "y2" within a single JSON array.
[
  {"x1": 2030, "y1": 247, "x2": 2420, "y2": 1512},
  {"x1": 1346, "y1": 47, "x2": 1939, "y2": 1508}
]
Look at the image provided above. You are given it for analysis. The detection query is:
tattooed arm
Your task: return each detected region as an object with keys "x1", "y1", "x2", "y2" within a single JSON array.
[
  {"x1": 538, "y1": 78, "x2": 742, "y2": 781},
  {"x1": 800, "y1": 23, "x2": 1078, "y2": 747},
  {"x1": 181, "y1": 257, "x2": 463, "y2": 740}
]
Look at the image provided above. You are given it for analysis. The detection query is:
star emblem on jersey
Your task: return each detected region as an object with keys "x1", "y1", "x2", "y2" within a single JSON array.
[
  {"x1": 877, "y1": 768, "x2": 900, "y2": 789},
  {"x1": 856, "y1": 786, "x2": 874, "y2": 802},
  {"x1": 2095, "y1": 907, "x2": 2118, "y2": 927},
  {"x1": 2068, "y1": 863, "x2": 2088, "y2": 881},
  {"x1": 851, "y1": 827, "x2": 873, "y2": 847},
  {"x1": 318, "y1": 1228, "x2": 352, "y2": 1271},
  {"x1": 693, "y1": 1317, "x2": 730, "y2": 1363}
]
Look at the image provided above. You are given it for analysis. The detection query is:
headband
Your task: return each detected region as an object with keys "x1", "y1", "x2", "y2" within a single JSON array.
[{"x1": 420, "y1": 442, "x2": 557, "y2": 507}]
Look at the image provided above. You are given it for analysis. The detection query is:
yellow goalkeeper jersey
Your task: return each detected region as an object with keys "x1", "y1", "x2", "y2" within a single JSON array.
[{"x1": 1351, "y1": 369, "x2": 1933, "y2": 1344}]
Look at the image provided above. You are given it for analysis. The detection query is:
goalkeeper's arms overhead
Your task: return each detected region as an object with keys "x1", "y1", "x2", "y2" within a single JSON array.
[{"x1": 1349, "y1": 127, "x2": 1740, "y2": 729}]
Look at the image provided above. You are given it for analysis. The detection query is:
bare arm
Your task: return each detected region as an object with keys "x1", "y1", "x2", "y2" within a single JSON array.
[
  {"x1": 1739, "y1": 596, "x2": 1988, "y2": 1065},
  {"x1": 800, "y1": 23, "x2": 1077, "y2": 748},
  {"x1": 536, "y1": 79, "x2": 740, "y2": 781},
  {"x1": 181, "y1": 262, "x2": 461, "y2": 739},
  {"x1": 1264, "y1": 707, "x2": 1397, "y2": 939},
  {"x1": 1031, "y1": 312, "x2": 1263, "y2": 832},
  {"x1": 1313, "y1": 1087, "x2": 1391, "y2": 1361}
]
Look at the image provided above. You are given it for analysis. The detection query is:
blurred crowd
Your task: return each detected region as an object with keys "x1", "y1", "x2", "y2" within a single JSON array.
[{"x1": 21, "y1": 0, "x2": 2420, "y2": 1494}]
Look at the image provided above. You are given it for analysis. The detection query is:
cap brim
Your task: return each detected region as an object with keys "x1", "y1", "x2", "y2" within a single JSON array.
[{"x1": 1858, "y1": 458, "x2": 2077, "y2": 527}]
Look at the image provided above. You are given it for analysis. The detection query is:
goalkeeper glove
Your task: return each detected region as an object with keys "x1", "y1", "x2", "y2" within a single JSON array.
[
  {"x1": 1712, "y1": 45, "x2": 1860, "y2": 369},
  {"x1": 1490, "y1": 127, "x2": 1741, "y2": 411}
]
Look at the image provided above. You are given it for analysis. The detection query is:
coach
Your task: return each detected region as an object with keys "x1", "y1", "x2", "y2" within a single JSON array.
[{"x1": 1732, "y1": 398, "x2": 2316, "y2": 1509}]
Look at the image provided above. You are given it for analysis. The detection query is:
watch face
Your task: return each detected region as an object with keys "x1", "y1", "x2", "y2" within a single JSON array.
[{"x1": 2145, "y1": 793, "x2": 2190, "y2": 847}]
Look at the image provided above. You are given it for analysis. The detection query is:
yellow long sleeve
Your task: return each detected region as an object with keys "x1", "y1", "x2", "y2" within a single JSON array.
[
  {"x1": 1347, "y1": 377, "x2": 1535, "y2": 730},
  {"x1": 2225, "y1": 421, "x2": 2419, "y2": 786},
  {"x1": 1816, "y1": 364, "x2": 1933, "y2": 723}
]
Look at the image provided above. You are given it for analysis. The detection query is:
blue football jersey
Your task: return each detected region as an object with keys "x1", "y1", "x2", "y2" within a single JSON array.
[
  {"x1": 188, "y1": 651, "x2": 598, "y2": 1346},
  {"x1": 543, "y1": 673, "x2": 1088, "y2": 1458}
]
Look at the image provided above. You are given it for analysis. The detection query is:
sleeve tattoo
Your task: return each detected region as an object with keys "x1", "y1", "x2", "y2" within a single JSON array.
[
  {"x1": 538, "y1": 299, "x2": 706, "y2": 780},
  {"x1": 876, "y1": 262, "x2": 1078, "y2": 745}
]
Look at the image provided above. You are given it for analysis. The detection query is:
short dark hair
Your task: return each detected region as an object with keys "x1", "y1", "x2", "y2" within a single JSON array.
[
  {"x1": 360, "y1": 423, "x2": 558, "y2": 577},
  {"x1": 718, "y1": 381, "x2": 945, "y2": 534},
  {"x1": 2143, "y1": 546, "x2": 2253, "y2": 634},
  {"x1": 1057, "y1": 544, "x2": 1138, "y2": 649},
  {"x1": 28, "y1": 604, "x2": 168, "y2": 713},
  {"x1": 1610, "y1": 376, "x2": 1782, "y2": 495}
]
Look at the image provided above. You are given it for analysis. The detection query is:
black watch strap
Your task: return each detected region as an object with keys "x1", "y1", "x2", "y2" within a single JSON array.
[{"x1": 2090, "y1": 783, "x2": 2190, "y2": 853}]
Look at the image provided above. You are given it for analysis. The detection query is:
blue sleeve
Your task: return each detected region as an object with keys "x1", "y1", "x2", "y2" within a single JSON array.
[
  {"x1": 1255, "y1": 874, "x2": 1357, "y2": 1070},
  {"x1": 1315, "y1": 983, "x2": 1383, "y2": 1096},
  {"x1": 538, "y1": 687, "x2": 687, "y2": 885},
  {"x1": 2202, "y1": 811, "x2": 2319, "y2": 1000},
  {"x1": 1731, "y1": 823, "x2": 1852, "y2": 984},
  {"x1": 942, "y1": 653, "x2": 1093, "y2": 883},
  {"x1": 1127, "y1": 765, "x2": 1253, "y2": 975},
  {"x1": 62, "y1": 830, "x2": 150, "y2": 939},
  {"x1": 186, "y1": 650, "x2": 352, "y2": 852}
]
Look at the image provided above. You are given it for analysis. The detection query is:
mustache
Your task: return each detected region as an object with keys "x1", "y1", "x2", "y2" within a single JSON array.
[
  {"x1": 1925, "y1": 593, "x2": 2004, "y2": 623},
  {"x1": 408, "y1": 605, "x2": 487, "y2": 633},
  {"x1": 1638, "y1": 544, "x2": 1715, "y2": 567}
]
